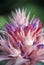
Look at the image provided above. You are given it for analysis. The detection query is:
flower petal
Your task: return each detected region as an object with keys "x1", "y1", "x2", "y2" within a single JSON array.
[{"x1": 0, "y1": 55, "x2": 11, "y2": 61}]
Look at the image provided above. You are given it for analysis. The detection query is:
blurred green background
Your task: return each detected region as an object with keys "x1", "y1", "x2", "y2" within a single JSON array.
[{"x1": 0, "y1": 0, "x2": 44, "y2": 65}]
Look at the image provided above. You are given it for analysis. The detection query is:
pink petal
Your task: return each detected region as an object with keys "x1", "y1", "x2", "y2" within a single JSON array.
[
  {"x1": 5, "y1": 61, "x2": 15, "y2": 65},
  {"x1": 40, "y1": 60, "x2": 44, "y2": 63},
  {"x1": 0, "y1": 55, "x2": 11, "y2": 61}
]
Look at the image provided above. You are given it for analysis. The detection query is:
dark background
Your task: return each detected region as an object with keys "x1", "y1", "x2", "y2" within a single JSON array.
[{"x1": 0, "y1": 0, "x2": 44, "y2": 14}]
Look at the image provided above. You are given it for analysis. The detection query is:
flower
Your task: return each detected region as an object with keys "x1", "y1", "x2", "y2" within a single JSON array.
[{"x1": 0, "y1": 8, "x2": 44, "y2": 65}]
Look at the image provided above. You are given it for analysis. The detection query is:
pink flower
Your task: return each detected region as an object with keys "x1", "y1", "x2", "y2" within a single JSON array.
[{"x1": 0, "y1": 8, "x2": 44, "y2": 65}]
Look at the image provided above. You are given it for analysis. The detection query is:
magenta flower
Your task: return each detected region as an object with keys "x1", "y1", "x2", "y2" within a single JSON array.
[{"x1": 0, "y1": 9, "x2": 44, "y2": 65}]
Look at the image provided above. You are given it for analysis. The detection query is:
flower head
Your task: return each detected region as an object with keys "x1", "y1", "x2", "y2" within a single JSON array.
[{"x1": 0, "y1": 8, "x2": 44, "y2": 65}]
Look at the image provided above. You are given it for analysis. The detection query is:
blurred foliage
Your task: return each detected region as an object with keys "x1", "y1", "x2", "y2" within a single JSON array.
[{"x1": 0, "y1": 0, "x2": 44, "y2": 65}]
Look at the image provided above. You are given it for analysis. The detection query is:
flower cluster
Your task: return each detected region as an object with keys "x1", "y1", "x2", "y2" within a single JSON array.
[{"x1": 0, "y1": 9, "x2": 44, "y2": 65}]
